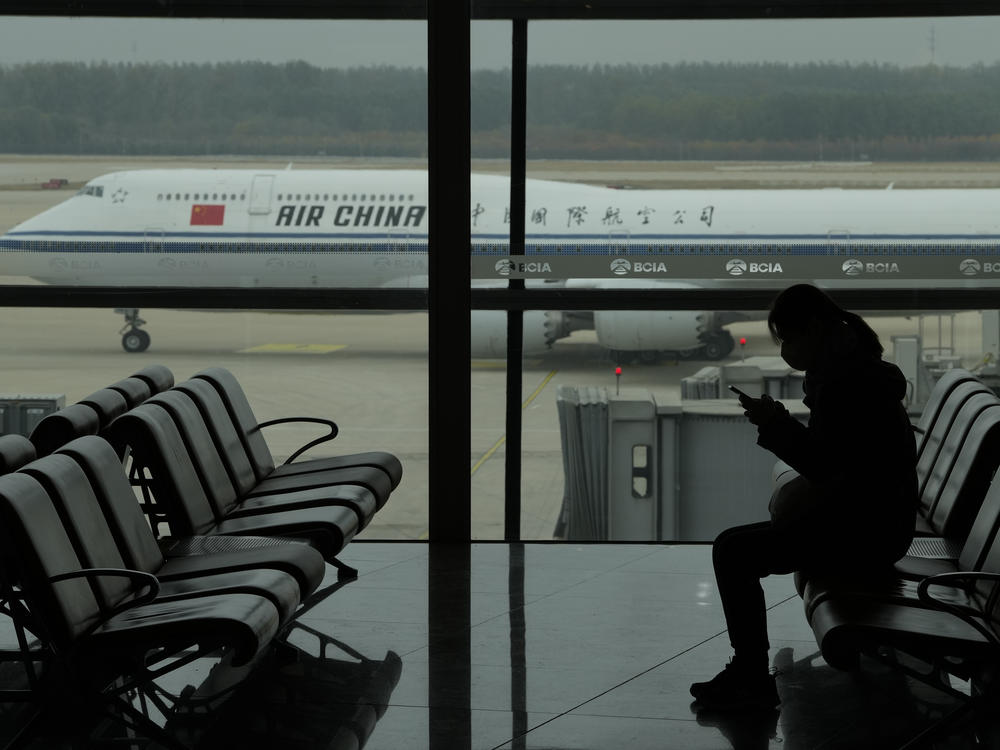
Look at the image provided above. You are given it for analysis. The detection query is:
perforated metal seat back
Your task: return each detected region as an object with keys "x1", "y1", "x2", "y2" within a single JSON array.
[
  {"x1": 107, "y1": 376, "x2": 152, "y2": 409},
  {"x1": 0, "y1": 472, "x2": 105, "y2": 647},
  {"x1": 58, "y1": 435, "x2": 166, "y2": 574},
  {"x1": 921, "y1": 396, "x2": 1000, "y2": 516},
  {"x1": 77, "y1": 388, "x2": 129, "y2": 430},
  {"x1": 21, "y1": 453, "x2": 137, "y2": 611},
  {"x1": 194, "y1": 367, "x2": 276, "y2": 480},
  {"x1": 915, "y1": 368, "x2": 982, "y2": 449},
  {"x1": 29, "y1": 403, "x2": 101, "y2": 457},
  {"x1": 106, "y1": 406, "x2": 221, "y2": 536},
  {"x1": 917, "y1": 382, "x2": 1000, "y2": 498},
  {"x1": 130, "y1": 364, "x2": 174, "y2": 395},
  {"x1": 173, "y1": 378, "x2": 259, "y2": 497},
  {"x1": 0, "y1": 434, "x2": 35, "y2": 474},
  {"x1": 148, "y1": 390, "x2": 241, "y2": 516}
]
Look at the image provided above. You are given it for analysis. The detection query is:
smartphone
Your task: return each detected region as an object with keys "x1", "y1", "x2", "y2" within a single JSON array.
[{"x1": 728, "y1": 385, "x2": 751, "y2": 399}]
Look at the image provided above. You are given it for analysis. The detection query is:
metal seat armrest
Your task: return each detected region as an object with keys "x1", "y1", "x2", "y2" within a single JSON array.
[
  {"x1": 49, "y1": 567, "x2": 161, "y2": 613},
  {"x1": 917, "y1": 571, "x2": 1000, "y2": 648},
  {"x1": 253, "y1": 416, "x2": 340, "y2": 464}
]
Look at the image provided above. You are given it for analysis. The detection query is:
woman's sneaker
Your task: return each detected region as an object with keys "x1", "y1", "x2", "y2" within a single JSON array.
[{"x1": 690, "y1": 662, "x2": 780, "y2": 711}]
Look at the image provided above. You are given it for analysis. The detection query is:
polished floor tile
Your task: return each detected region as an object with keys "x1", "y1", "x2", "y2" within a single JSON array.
[{"x1": 5, "y1": 542, "x2": 995, "y2": 749}]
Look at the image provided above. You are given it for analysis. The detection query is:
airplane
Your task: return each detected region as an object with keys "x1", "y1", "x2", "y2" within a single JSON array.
[{"x1": 2, "y1": 167, "x2": 999, "y2": 358}]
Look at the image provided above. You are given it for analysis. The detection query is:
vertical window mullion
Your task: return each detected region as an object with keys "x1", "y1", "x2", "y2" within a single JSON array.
[
  {"x1": 428, "y1": 0, "x2": 471, "y2": 542},
  {"x1": 505, "y1": 18, "x2": 528, "y2": 542}
]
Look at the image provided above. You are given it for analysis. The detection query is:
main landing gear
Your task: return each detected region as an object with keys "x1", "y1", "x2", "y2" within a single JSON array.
[
  {"x1": 700, "y1": 329, "x2": 736, "y2": 361},
  {"x1": 116, "y1": 308, "x2": 150, "y2": 353}
]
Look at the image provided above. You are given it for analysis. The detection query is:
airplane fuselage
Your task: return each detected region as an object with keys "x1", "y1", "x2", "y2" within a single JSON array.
[{"x1": 5, "y1": 169, "x2": 1000, "y2": 287}]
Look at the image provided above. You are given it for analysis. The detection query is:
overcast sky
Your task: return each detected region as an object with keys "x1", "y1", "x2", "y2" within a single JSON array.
[{"x1": 0, "y1": 16, "x2": 997, "y2": 69}]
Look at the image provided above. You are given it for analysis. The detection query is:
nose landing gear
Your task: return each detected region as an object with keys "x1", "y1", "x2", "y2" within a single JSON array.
[{"x1": 116, "y1": 308, "x2": 150, "y2": 353}]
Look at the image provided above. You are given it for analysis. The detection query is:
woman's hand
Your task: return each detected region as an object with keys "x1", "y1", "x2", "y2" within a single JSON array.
[{"x1": 739, "y1": 393, "x2": 785, "y2": 427}]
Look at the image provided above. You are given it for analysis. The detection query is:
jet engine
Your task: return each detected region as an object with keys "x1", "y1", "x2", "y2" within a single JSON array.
[
  {"x1": 593, "y1": 309, "x2": 733, "y2": 361},
  {"x1": 470, "y1": 310, "x2": 571, "y2": 358}
]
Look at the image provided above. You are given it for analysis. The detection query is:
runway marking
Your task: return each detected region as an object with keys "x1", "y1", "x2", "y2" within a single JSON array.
[
  {"x1": 239, "y1": 343, "x2": 346, "y2": 354},
  {"x1": 470, "y1": 368, "x2": 558, "y2": 476},
  {"x1": 418, "y1": 368, "x2": 559, "y2": 540}
]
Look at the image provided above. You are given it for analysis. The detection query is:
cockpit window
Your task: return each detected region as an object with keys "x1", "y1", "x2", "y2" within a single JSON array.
[{"x1": 76, "y1": 185, "x2": 104, "y2": 198}]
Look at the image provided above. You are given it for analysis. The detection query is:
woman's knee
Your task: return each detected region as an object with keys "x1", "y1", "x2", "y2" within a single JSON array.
[{"x1": 712, "y1": 521, "x2": 774, "y2": 570}]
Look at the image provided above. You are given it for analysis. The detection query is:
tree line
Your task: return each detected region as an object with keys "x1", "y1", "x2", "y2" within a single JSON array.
[{"x1": 3, "y1": 60, "x2": 1000, "y2": 160}]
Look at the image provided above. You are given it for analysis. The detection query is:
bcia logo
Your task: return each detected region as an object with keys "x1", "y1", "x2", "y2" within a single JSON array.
[
  {"x1": 610, "y1": 258, "x2": 631, "y2": 276},
  {"x1": 959, "y1": 259, "x2": 1000, "y2": 274},
  {"x1": 495, "y1": 258, "x2": 553, "y2": 276},
  {"x1": 610, "y1": 258, "x2": 670, "y2": 275},
  {"x1": 725, "y1": 259, "x2": 747, "y2": 276},
  {"x1": 726, "y1": 259, "x2": 783, "y2": 276},
  {"x1": 842, "y1": 258, "x2": 900, "y2": 275},
  {"x1": 960, "y1": 259, "x2": 982, "y2": 276}
]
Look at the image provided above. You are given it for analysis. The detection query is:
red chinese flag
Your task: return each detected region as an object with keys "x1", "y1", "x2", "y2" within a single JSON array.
[{"x1": 190, "y1": 204, "x2": 225, "y2": 226}]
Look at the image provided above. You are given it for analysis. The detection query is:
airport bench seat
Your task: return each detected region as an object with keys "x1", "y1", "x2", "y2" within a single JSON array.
[
  {"x1": 911, "y1": 368, "x2": 992, "y2": 457},
  {"x1": 795, "y1": 373, "x2": 1000, "y2": 745},
  {"x1": 0, "y1": 434, "x2": 35, "y2": 473},
  {"x1": 156, "y1": 384, "x2": 388, "y2": 524},
  {"x1": 43, "y1": 436, "x2": 327, "y2": 614},
  {"x1": 144, "y1": 388, "x2": 380, "y2": 528},
  {"x1": 105, "y1": 403, "x2": 364, "y2": 570},
  {"x1": 913, "y1": 387, "x2": 1000, "y2": 536},
  {"x1": 28, "y1": 403, "x2": 101, "y2": 457},
  {"x1": 0, "y1": 470, "x2": 284, "y2": 743},
  {"x1": 800, "y1": 520, "x2": 1000, "y2": 745},
  {"x1": 129, "y1": 363, "x2": 175, "y2": 396},
  {"x1": 24, "y1": 366, "x2": 176, "y2": 459},
  {"x1": 191, "y1": 366, "x2": 402, "y2": 492},
  {"x1": 807, "y1": 578, "x2": 999, "y2": 673}
]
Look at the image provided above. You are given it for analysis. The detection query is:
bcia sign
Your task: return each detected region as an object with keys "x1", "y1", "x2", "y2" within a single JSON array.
[
  {"x1": 610, "y1": 258, "x2": 670, "y2": 276},
  {"x1": 842, "y1": 259, "x2": 900, "y2": 276},
  {"x1": 495, "y1": 259, "x2": 553, "y2": 275},
  {"x1": 725, "y1": 259, "x2": 783, "y2": 276}
]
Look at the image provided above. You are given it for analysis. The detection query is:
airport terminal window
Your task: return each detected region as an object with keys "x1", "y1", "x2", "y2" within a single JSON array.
[
  {"x1": 0, "y1": 17, "x2": 431, "y2": 540},
  {"x1": 2, "y1": 9, "x2": 999, "y2": 543},
  {"x1": 468, "y1": 15, "x2": 1000, "y2": 540}
]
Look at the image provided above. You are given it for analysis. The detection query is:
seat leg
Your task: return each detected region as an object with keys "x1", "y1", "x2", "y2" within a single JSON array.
[{"x1": 329, "y1": 556, "x2": 359, "y2": 581}]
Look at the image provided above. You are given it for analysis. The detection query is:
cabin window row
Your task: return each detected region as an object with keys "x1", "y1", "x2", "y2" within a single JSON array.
[
  {"x1": 157, "y1": 193, "x2": 247, "y2": 201},
  {"x1": 274, "y1": 193, "x2": 417, "y2": 202}
]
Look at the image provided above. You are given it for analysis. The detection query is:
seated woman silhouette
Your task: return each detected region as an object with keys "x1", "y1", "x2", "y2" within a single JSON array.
[{"x1": 690, "y1": 283, "x2": 917, "y2": 711}]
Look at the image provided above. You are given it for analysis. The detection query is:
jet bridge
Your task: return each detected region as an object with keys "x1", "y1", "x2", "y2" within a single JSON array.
[{"x1": 555, "y1": 349, "x2": 939, "y2": 542}]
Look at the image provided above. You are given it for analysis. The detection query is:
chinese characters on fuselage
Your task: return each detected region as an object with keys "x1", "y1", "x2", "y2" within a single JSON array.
[{"x1": 466, "y1": 203, "x2": 716, "y2": 230}]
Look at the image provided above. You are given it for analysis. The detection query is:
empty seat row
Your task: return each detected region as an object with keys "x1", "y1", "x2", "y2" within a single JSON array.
[
  {"x1": 102, "y1": 369, "x2": 399, "y2": 572},
  {"x1": 0, "y1": 363, "x2": 403, "y2": 744},
  {"x1": 5, "y1": 365, "x2": 400, "y2": 571},
  {"x1": 0, "y1": 434, "x2": 329, "y2": 744}
]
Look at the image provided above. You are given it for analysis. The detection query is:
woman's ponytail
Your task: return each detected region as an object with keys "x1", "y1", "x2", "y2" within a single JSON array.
[{"x1": 841, "y1": 309, "x2": 883, "y2": 358}]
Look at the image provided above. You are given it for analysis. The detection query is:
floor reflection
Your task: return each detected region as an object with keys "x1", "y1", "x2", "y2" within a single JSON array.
[
  {"x1": 5, "y1": 542, "x2": 998, "y2": 749},
  {"x1": 194, "y1": 623, "x2": 402, "y2": 750}
]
